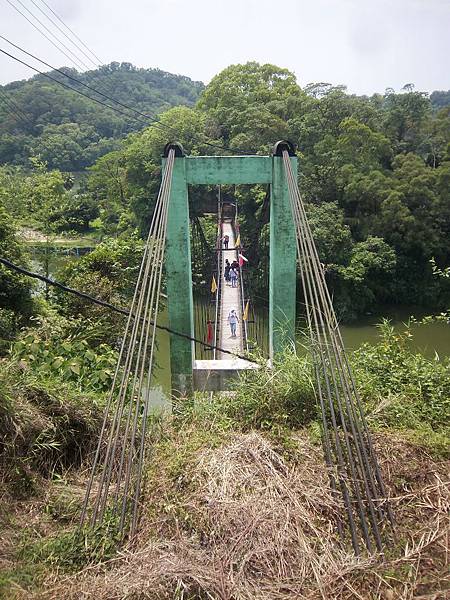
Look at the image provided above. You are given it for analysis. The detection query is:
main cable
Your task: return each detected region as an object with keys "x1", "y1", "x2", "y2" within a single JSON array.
[
  {"x1": 282, "y1": 149, "x2": 393, "y2": 554},
  {"x1": 81, "y1": 149, "x2": 175, "y2": 539}
]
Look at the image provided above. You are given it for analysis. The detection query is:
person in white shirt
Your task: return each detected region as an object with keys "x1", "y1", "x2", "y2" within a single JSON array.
[{"x1": 227, "y1": 309, "x2": 239, "y2": 337}]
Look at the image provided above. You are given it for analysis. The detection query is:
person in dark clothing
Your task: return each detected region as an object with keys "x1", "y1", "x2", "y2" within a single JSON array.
[
  {"x1": 224, "y1": 259, "x2": 231, "y2": 284},
  {"x1": 222, "y1": 234, "x2": 229, "y2": 249}
]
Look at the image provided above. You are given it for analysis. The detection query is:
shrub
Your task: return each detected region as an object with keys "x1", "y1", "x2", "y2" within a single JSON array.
[
  {"x1": 178, "y1": 350, "x2": 317, "y2": 433},
  {"x1": 352, "y1": 320, "x2": 450, "y2": 455},
  {"x1": 0, "y1": 363, "x2": 103, "y2": 492}
]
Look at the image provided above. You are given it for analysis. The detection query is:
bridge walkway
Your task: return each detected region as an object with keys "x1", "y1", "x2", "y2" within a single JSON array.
[{"x1": 218, "y1": 220, "x2": 243, "y2": 359}]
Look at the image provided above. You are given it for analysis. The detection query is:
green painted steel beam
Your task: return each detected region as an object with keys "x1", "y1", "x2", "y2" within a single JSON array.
[
  {"x1": 163, "y1": 151, "x2": 297, "y2": 393},
  {"x1": 164, "y1": 156, "x2": 194, "y2": 395},
  {"x1": 269, "y1": 156, "x2": 297, "y2": 357},
  {"x1": 186, "y1": 156, "x2": 272, "y2": 185}
]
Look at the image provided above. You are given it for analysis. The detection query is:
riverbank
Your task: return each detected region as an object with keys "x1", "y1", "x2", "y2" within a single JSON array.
[{"x1": 18, "y1": 227, "x2": 101, "y2": 248}]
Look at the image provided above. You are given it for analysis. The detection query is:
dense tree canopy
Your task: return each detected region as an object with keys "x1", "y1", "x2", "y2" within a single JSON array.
[
  {"x1": 0, "y1": 61, "x2": 449, "y2": 319},
  {"x1": 0, "y1": 63, "x2": 203, "y2": 170}
]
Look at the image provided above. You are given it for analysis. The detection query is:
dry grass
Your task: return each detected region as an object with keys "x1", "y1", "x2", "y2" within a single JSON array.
[{"x1": 30, "y1": 430, "x2": 449, "y2": 600}]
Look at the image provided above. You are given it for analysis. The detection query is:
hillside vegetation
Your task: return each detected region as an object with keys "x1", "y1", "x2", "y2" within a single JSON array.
[
  {"x1": 0, "y1": 62, "x2": 203, "y2": 170},
  {"x1": 2, "y1": 62, "x2": 449, "y2": 319}
]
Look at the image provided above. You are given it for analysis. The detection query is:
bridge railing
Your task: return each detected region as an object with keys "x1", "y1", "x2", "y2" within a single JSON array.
[
  {"x1": 213, "y1": 196, "x2": 223, "y2": 359},
  {"x1": 233, "y1": 202, "x2": 248, "y2": 353}
]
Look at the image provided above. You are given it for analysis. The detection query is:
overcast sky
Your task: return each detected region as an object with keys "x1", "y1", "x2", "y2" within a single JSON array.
[{"x1": 1, "y1": 0, "x2": 449, "y2": 94}]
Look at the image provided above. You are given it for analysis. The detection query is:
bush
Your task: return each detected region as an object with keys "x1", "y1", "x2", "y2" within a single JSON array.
[
  {"x1": 179, "y1": 350, "x2": 317, "y2": 433},
  {"x1": 11, "y1": 326, "x2": 117, "y2": 393},
  {"x1": 0, "y1": 206, "x2": 34, "y2": 325},
  {"x1": 352, "y1": 320, "x2": 450, "y2": 455},
  {"x1": 0, "y1": 362, "x2": 104, "y2": 493}
]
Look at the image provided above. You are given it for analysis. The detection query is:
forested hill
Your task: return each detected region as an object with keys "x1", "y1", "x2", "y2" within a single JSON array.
[{"x1": 0, "y1": 62, "x2": 204, "y2": 170}]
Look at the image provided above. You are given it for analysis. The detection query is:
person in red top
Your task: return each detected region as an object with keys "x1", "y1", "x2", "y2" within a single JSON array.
[{"x1": 206, "y1": 320, "x2": 213, "y2": 345}]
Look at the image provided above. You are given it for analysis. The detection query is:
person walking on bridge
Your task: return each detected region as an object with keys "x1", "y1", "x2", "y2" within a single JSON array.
[
  {"x1": 229, "y1": 266, "x2": 238, "y2": 288},
  {"x1": 224, "y1": 259, "x2": 231, "y2": 284},
  {"x1": 228, "y1": 309, "x2": 239, "y2": 338},
  {"x1": 222, "y1": 234, "x2": 229, "y2": 249}
]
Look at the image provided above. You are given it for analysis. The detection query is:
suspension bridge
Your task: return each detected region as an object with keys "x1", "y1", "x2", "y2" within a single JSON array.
[{"x1": 79, "y1": 141, "x2": 394, "y2": 556}]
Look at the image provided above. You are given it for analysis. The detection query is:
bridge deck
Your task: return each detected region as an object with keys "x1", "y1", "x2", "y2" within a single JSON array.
[{"x1": 218, "y1": 221, "x2": 243, "y2": 358}]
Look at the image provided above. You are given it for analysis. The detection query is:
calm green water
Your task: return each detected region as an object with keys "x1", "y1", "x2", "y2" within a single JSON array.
[
  {"x1": 340, "y1": 309, "x2": 450, "y2": 357},
  {"x1": 249, "y1": 304, "x2": 450, "y2": 359}
]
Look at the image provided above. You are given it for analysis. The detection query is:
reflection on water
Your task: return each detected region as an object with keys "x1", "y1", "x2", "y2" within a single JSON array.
[{"x1": 29, "y1": 246, "x2": 93, "y2": 294}]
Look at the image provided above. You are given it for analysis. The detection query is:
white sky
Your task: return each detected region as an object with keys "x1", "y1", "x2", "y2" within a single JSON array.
[{"x1": 1, "y1": 0, "x2": 449, "y2": 94}]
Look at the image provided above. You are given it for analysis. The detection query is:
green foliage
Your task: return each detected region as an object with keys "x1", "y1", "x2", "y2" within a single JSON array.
[
  {"x1": 0, "y1": 205, "x2": 33, "y2": 344},
  {"x1": 29, "y1": 122, "x2": 119, "y2": 171},
  {"x1": 11, "y1": 327, "x2": 117, "y2": 392},
  {"x1": 1, "y1": 61, "x2": 450, "y2": 318},
  {"x1": 178, "y1": 320, "x2": 449, "y2": 458},
  {"x1": 431, "y1": 90, "x2": 450, "y2": 110},
  {"x1": 56, "y1": 235, "x2": 145, "y2": 343},
  {"x1": 197, "y1": 62, "x2": 304, "y2": 152},
  {"x1": 227, "y1": 351, "x2": 317, "y2": 429},
  {"x1": 353, "y1": 320, "x2": 450, "y2": 456},
  {"x1": 306, "y1": 202, "x2": 352, "y2": 264},
  {"x1": 335, "y1": 236, "x2": 397, "y2": 319},
  {"x1": 48, "y1": 193, "x2": 100, "y2": 233},
  {"x1": 0, "y1": 360, "x2": 104, "y2": 489},
  {"x1": 19, "y1": 518, "x2": 120, "y2": 573},
  {"x1": 0, "y1": 63, "x2": 203, "y2": 169},
  {"x1": 177, "y1": 350, "x2": 317, "y2": 433}
]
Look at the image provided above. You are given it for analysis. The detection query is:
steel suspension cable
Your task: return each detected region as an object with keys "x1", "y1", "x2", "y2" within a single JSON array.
[
  {"x1": 96, "y1": 153, "x2": 173, "y2": 529},
  {"x1": 282, "y1": 150, "x2": 393, "y2": 554},
  {"x1": 284, "y1": 156, "x2": 388, "y2": 543},
  {"x1": 285, "y1": 158, "x2": 381, "y2": 552},
  {"x1": 29, "y1": 0, "x2": 99, "y2": 69},
  {"x1": 295, "y1": 199, "x2": 395, "y2": 528},
  {"x1": 117, "y1": 170, "x2": 171, "y2": 534},
  {"x1": 285, "y1": 166, "x2": 359, "y2": 549},
  {"x1": 80, "y1": 150, "x2": 175, "y2": 538},
  {"x1": 94, "y1": 172, "x2": 169, "y2": 525}
]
